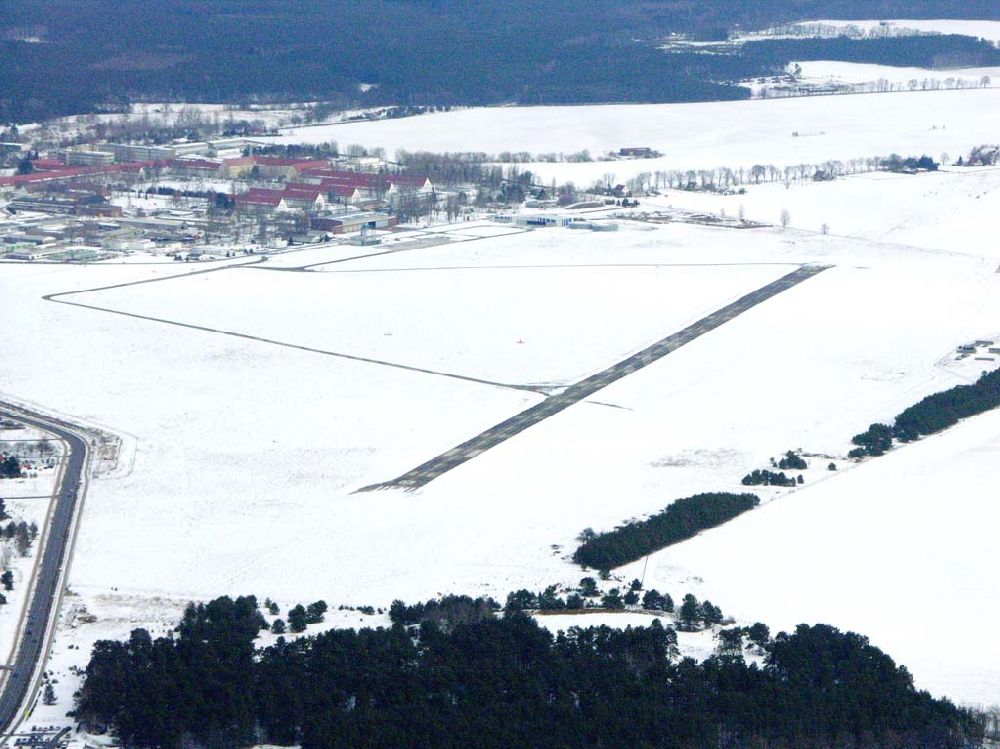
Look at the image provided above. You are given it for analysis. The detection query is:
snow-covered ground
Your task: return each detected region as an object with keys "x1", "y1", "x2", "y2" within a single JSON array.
[
  {"x1": 740, "y1": 61, "x2": 999, "y2": 98},
  {"x1": 640, "y1": 165, "x2": 1000, "y2": 258},
  {"x1": 4, "y1": 84, "x2": 1000, "y2": 720},
  {"x1": 795, "y1": 19, "x2": 1000, "y2": 43},
  {"x1": 34, "y1": 102, "x2": 313, "y2": 142},
  {"x1": 4, "y1": 213, "x2": 1000, "y2": 706},
  {"x1": 787, "y1": 60, "x2": 999, "y2": 88},
  {"x1": 262, "y1": 87, "x2": 1000, "y2": 187},
  {"x1": 657, "y1": 404, "x2": 1000, "y2": 702},
  {"x1": 67, "y1": 232, "x2": 790, "y2": 386}
]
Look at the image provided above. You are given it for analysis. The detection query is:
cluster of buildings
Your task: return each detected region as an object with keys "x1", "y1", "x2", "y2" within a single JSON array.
[
  {"x1": 234, "y1": 159, "x2": 432, "y2": 213},
  {"x1": 1, "y1": 142, "x2": 436, "y2": 261},
  {"x1": 53, "y1": 137, "x2": 265, "y2": 166}
]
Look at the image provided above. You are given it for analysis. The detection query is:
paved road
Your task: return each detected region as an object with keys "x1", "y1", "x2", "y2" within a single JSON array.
[
  {"x1": 360, "y1": 264, "x2": 831, "y2": 492},
  {"x1": 0, "y1": 408, "x2": 88, "y2": 735}
]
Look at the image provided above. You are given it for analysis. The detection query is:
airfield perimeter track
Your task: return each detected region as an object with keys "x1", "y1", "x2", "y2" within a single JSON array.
[{"x1": 360, "y1": 264, "x2": 830, "y2": 492}]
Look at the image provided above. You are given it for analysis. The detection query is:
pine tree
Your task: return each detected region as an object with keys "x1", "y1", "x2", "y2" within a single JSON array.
[
  {"x1": 287, "y1": 605, "x2": 307, "y2": 633},
  {"x1": 305, "y1": 600, "x2": 327, "y2": 624},
  {"x1": 642, "y1": 589, "x2": 662, "y2": 611},
  {"x1": 700, "y1": 600, "x2": 724, "y2": 625},
  {"x1": 601, "y1": 589, "x2": 624, "y2": 610},
  {"x1": 565, "y1": 593, "x2": 584, "y2": 610},
  {"x1": 679, "y1": 594, "x2": 701, "y2": 629},
  {"x1": 42, "y1": 681, "x2": 56, "y2": 705},
  {"x1": 746, "y1": 622, "x2": 771, "y2": 652},
  {"x1": 717, "y1": 627, "x2": 744, "y2": 656},
  {"x1": 1, "y1": 571, "x2": 12, "y2": 591}
]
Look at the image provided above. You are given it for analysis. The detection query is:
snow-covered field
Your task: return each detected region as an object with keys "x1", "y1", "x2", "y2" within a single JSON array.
[
  {"x1": 66, "y1": 232, "x2": 790, "y2": 386},
  {"x1": 4, "y1": 213, "x2": 1000, "y2": 708},
  {"x1": 4, "y1": 83, "x2": 1000, "y2": 721},
  {"x1": 642, "y1": 166, "x2": 1000, "y2": 257},
  {"x1": 787, "y1": 60, "x2": 999, "y2": 88},
  {"x1": 798, "y1": 19, "x2": 1000, "y2": 43},
  {"x1": 658, "y1": 404, "x2": 1000, "y2": 702},
  {"x1": 739, "y1": 60, "x2": 999, "y2": 98},
  {"x1": 263, "y1": 87, "x2": 1000, "y2": 187}
]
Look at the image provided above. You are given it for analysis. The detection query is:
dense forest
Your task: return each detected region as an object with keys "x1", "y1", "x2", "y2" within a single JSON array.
[
  {"x1": 3, "y1": 0, "x2": 1000, "y2": 121},
  {"x1": 572, "y1": 493, "x2": 759, "y2": 570},
  {"x1": 72, "y1": 594, "x2": 982, "y2": 749}
]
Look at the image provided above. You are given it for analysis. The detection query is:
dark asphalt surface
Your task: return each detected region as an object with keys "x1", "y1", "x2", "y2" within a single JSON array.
[
  {"x1": 360, "y1": 265, "x2": 831, "y2": 492},
  {"x1": 0, "y1": 408, "x2": 87, "y2": 734}
]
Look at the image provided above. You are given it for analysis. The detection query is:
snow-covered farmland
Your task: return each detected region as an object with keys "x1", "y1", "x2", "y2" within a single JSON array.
[
  {"x1": 739, "y1": 60, "x2": 1000, "y2": 98},
  {"x1": 266, "y1": 87, "x2": 1000, "y2": 186},
  {"x1": 657, "y1": 404, "x2": 1000, "y2": 704},
  {"x1": 642, "y1": 165, "x2": 1000, "y2": 257},
  {"x1": 786, "y1": 60, "x2": 999, "y2": 88},
  {"x1": 795, "y1": 19, "x2": 1000, "y2": 43}
]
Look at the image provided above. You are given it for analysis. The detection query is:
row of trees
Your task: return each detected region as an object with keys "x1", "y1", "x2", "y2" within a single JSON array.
[
  {"x1": 850, "y1": 367, "x2": 1000, "y2": 458},
  {"x1": 750, "y1": 22, "x2": 940, "y2": 40},
  {"x1": 0, "y1": 488, "x2": 39, "y2": 610},
  {"x1": 964, "y1": 145, "x2": 1000, "y2": 166},
  {"x1": 759, "y1": 73, "x2": 992, "y2": 99},
  {"x1": 775, "y1": 450, "x2": 808, "y2": 470},
  {"x1": 3, "y1": 520, "x2": 38, "y2": 558},
  {"x1": 572, "y1": 493, "x2": 760, "y2": 570},
  {"x1": 605, "y1": 154, "x2": 915, "y2": 198},
  {"x1": 265, "y1": 599, "x2": 329, "y2": 634},
  {"x1": 881, "y1": 154, "x2": 939, "y2": 172},
  {"x1": 72, "y1": 593, "x2": 982, "y2": 749},
  {"x1": 741, "y1": 469, "x2": 802, "y2": 487},
  {"x1": 503, "y1": 578, "x2": 679, "y2": 614}
]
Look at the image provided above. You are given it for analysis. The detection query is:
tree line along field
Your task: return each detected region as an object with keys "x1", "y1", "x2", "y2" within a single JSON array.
[
  {"x1": 571, "y1": 366, "x2": 1000, "y2": 573},
  {"x1": 266, "y1": 87, "x2": 1000, "y2": 194},
  {"x1": 573, "y1": 493, "x2": 761, "y2": 570}
]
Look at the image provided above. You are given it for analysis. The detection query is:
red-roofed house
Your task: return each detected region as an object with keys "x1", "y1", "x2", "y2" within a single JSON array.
[
  {"x1": 235, "y1": 187, "x2": 285, "y2": 212},
  {"x1": 168, "y1": 159, "x2": 224, "y2": 178},
  {"x1": 281, "y1": 183, "x2": 326, "y2": 211},
  {"x1": 253, "y1": 157, "x2": 328, "y2": 180},
  {"x1": 235, "y1": 183, "x2": 326, "y2": 213}
]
